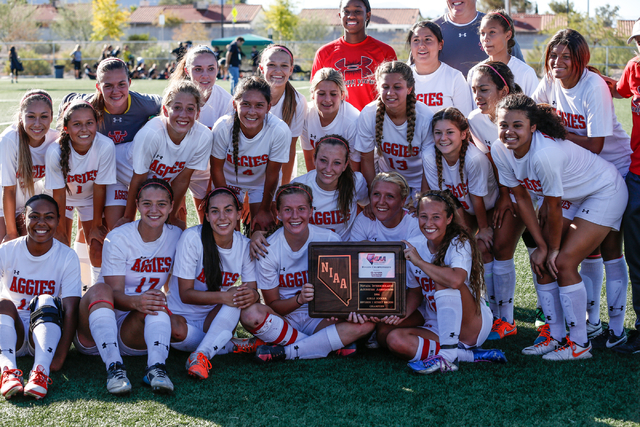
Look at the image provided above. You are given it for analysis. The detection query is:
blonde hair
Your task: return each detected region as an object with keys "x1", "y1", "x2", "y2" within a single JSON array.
[
  {"x1": 310, "y1": 68, "x2": 348, "y2": 98},
  {"x1": 170, "y1": 45, "x2": 218, "y2": 85},
  {"x1": 371, "y1": 171, "x2": 410, "y2": 201},
  {"x1": 162, "y1": 80, "x2": 203, "y2": 110}
]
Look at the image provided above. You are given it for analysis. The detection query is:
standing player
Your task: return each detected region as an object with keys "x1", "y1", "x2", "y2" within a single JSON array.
[
  {"x1": 533, "y1": 29, "x2": 632, "y2": 348},
  {"x1": 74, "y1": 179, "x2": 182, "y2": 394},
  {"x1": 116, "y1": 81, "x2": 212, "y2": 231},
  {"x1": 407, "y1": 21, "x2": 473, "y2": 116},
  {"x1": 240, "y1": 184, "x2": 375, "y2": 362},
  {"x1": 259, "y1": 45, "x2": 307, "y2": 184},
  {"x1": 301, "y1": 68, "x2": 360, "y2": 171},
  {"x1": 211, "y1": 76, "x2": 291, "y2": 233},
  {"x1": 0, "y1": 195, "x2": 81, "y2": 399},
  {"x1": 356, "y1": 61, "x2": 434, "y2": 200},
  {"x1": 312, "y1": 0, "x2": 396, "y2": 111},
  {"x1": 168, "y1": 187, "x2": 260, "y2": 380},
  {"x1": 0, "y1": 90, "x2": 57, "y2": 242}
]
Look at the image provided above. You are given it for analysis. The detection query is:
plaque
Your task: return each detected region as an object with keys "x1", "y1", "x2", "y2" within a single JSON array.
[{"x1": 308, "y1": 242, "x2": 406, "y2": 318}]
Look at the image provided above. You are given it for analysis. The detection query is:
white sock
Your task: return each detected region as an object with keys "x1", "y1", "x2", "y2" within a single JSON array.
[
  {"x1": 31, "y1": 295, "x2": 63, "y2": 376},
  {"x1": 435, "y1": 289, "x2": 462, "y2": 363},
  {"x1": 144, "y1": 311, "x2": 171, "y2": 367},
  {"x1": 484, "y1": 261, "x2": 497, "y2": 318},
  {"x1": 0, "y1": 314, "x2": 18, "y2": 370},
  {"x1": 196, "y1": 305, "x2": 240, "y2": 359},
  {"x1": 408, "y1": 336, "x2": 440, "y2": 363},
  {"x1": 171, "y1": 323, "x2": 205, "y2": 353},
  {"x1": 558, "y1": 282, "x2": 588, "y2": 346},
  {"x1": 74, "y1": 241, "x2": 91, "y2": 293},
  {"x1": 604, "y1": 257, "x2": 628, "y2": 336},
  {"x1": 88, "y1": 308, "x2": 122, "y2": 369},
  {"x1": 457, "y1": 349, "x2": 475, "y2": 363},
  {"x1": 284, "y1": 324, "x2": 343, "y2": 360},
  {"x1": 90, "y1": 266, "x2": 101, "y2": 287},
  {"x1": 251, "y1": 314, "x2": 308, "y2": 345},
  {"x1": 537, "y1": 282, "x2": 565, "y2": 341},
  {"x1": 494, "y1": 259, "x2": 516, "y2": 323},
  {"x1": 580, "y1": 257, "x2": 604, "y2": 324}
]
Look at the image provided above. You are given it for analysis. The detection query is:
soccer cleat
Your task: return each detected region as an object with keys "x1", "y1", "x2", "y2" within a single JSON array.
[
  {"x1": 408, "y1": 355, "x2": 458, "y2": 374},
  {"x1": 106, "y1": 362, "x2": 132, "y2": 395},
  {"x1": 591, "y1": 328, "x2": 627, "y2": 350},
  {"x1": 586, "y1": 320, "x2": 603, "y2": 340},
  {"x1": 522, "y1": 334, "x2": 562, "y2": 356},
  {"x1": 254, "y1": 345, "x2": 286, "y2": 364},
  {"x1": 365, "y1": 331, "x2": 380, "y2": 349},
  {"x1": 533, "y1": 323, "x2": 551, "y2": 345},
  {"x1": 142, "y1": 363, "x2": 174, "y2": 394},
  {"x1": 231, "y1": 337, "x2": 265, "y2": 354},
  {"x1": 1, "y1": 368, "x2": 24, "y2": 400},
  {"x1": 534, "y1": 307, "x2": 546, "y2": 328},
  {"x1": 186, "y1": 352, "x2": 212, "y2": 380},
  {"x1": 23, "y1": 365, "x2": 51, "y2": 400},
  {"x1": 542, "y1": 338, "x2": 592, "y2": 361},
  {"x1": 334, "y1": 342, "x2": 357, "y2": 357},
  {"x1": 486, "y1": 318, "x2": 517, "y2": 340},
  {"x1": 613, "y1": 329, "x2": 640, "y2": 354},
  {"x1": 472, "y1": 348, "x2": 508, "y2": 363}
]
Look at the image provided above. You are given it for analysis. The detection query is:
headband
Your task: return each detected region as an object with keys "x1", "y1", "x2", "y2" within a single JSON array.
[
  {"x1": 421, "y1": 191, "x2": 453, "y2": 210},
  {"x1": 492, "y1": 12, "x2": 512, "y2": 29},
  {"x1": 21, "y1": 92, "x2": 52, "y2": 106},
  {"x1": 62, "y1": 99, "x2": 96, "y2": 120},
  {"x1": 276, "y1": 185, "x2": 313, "y2": 203},
  {"x1": 480, "y1": 64, "x2": 509, "y2": 93},
  {"x1": 263, "y1": 44, "x2": 293, "y2": 63},
  {"x1": 317, "y1": 136, "x2": 350, "y2": 152},
  {"x1": 137, "y1": 181, "x2": 174, "y2": 202},
  {"x1": 101, "y1": 57, "x2": 127, "y2": 66},
  {"x1": 207, "y1": 187, "x2": 242, "y2": 209}
]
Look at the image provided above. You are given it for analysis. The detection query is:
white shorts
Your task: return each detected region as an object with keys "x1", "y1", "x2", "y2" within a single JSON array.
[
  {"x1": 561, "y1": 175, "x2": 628, "y2": 231},
  {"x1": 226, "y1": 184, "x2": 263, "y2": 205},
  {"x1": 65, "y1": 204, "x2": 93, "y2": 221},
  {"x1": 417, "y1": 299, "x2": 493, "y2": 348},
  {"x1": 284, "y1": 310, "x2": 324, "y2": 336},
  {"x1": 189, "y1": 168, "x2": 211, "y2": 200},
  {"x1": 105, "y1": 183, "x2": 129, "y2": 207},
  {"x1": 15, "y1": 313, "x2": 35, "y2": 357}
]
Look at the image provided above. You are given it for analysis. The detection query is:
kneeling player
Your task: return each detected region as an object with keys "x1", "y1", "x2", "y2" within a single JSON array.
[{"x1": 0, "y1": 195, "x2": 81, "y2": 399}]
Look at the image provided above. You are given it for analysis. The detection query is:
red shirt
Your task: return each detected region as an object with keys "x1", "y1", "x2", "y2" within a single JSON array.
[
  {"x1": 617, "y1": 58, "x2": 640, "y2": 175},
  {"x1": 311, "y1": 36, "x2": 397, "y2": 111}
]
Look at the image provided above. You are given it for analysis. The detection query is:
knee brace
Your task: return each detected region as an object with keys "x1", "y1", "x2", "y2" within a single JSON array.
[{"x1": 29, "y1": 295, "x2": 64, "y2": 332}]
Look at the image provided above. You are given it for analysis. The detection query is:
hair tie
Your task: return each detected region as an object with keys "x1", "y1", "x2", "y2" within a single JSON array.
[
  {"x1": 263, "y1": 44, "x2": 293, "y2": 63},
  {"x1": 480, "y1": 64, "x2": 509, "y2": 92},
  {"x1": 276, "y1": 185, "x2": 312, "y2": 202},
  {"x1": 21, "y1": 92, "x2": 52, "y2": 106},
  {"x1": 102, "y1": 57, "x2": 127, "y2": 65},
  {"x1": 317, "y1": 136, "x2": 350, "y2": 152},
  {"x1": 493, "y1": 12, "x2": 512, "y2": 29},
  {"x1": 422, "y1": 191, "x2": 453, "y2": 210},
  {"x1": 206, "y1": 186, "x2": 242, "y2": 209},
  {"x1": 138, "y1": 181, "x2": 173, "y2": 202}
]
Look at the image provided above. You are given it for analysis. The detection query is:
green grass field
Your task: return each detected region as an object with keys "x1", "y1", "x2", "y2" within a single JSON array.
[{"x1": 1, "y1": 78, "x2": 639, "y2": 427}]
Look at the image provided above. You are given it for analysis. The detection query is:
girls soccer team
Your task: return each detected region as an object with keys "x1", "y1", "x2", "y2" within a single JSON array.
[{"x1": 0, "y1": 4, "x2": 638, "y2": 401}]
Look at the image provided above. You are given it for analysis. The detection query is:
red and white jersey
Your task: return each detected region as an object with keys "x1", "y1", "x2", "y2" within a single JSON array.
[
  {"x1": 423, "y1": 143, "x2": 498, "y2": 214},
  {"x1": 301, "y1": 100, "x2": 360, "y2": 162},
  {"x1": 270, "y1": 91, "x2": 307, "y2": 138},
  {"x1": 291, "y1": 170, "x2": 369, "y2": 240},
  {"x1": 467, "y1": 109, "x2": 497, "y2": 153},
  {"x1": 123, "y1": 116, "x2": 212, "y2": 184},
  {"x1": 356, "y1": 100, "x2": 435, "y2": 188},
  {"x1": 101, "y1": 221, "x2": 182, "y2": 296},
  {"x1": 533, "y1": 70, "x2": 632, "y2": 175},
  {"x1": 257, "y1": 225, "x2": 340, "y2": 315},
  {"x1": 406, "y1": 235, "x2": 473, "y2": 320},
  {"x1": 211, "y1": 114, "x2": 291, "y2": 191},
  {"x1": 492, "y1": 130, "x2": 620, "y2": 202},
  {"x1": 0, "y1": 237, "x2": 82, "y2": 314},
  {"x1": 199, "y1": 85, "x2": 233, "y2": 129},
  {"x1": 45, "y1": 132, "x2": 117, "y2": 206},
  {"x1": 467, "y1": 56, "x2": 539, "y2": 98},
  {"x1": 167, "y1": 226, "x2": 256, "y2": 319},
  {"x1": 412, "y1": 62, "x2": 474, "y2": 116},
  {"x1": 349, "y1": 210, "x2": 423, "y2": 242}
]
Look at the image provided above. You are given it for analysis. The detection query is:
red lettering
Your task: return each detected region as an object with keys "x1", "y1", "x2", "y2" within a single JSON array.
[
  {"x1": 381, "y1": 142, "x2": 419, "y2": 158},
  {"x1": 555, "y1": 109, "x2": 586, "y2": 130},
  {"x1": 278, "y1": 270, "x2": 309, "y2": 287},
  {"x1": 518, "y1": 178, "x2": 542, "y2": 193}
]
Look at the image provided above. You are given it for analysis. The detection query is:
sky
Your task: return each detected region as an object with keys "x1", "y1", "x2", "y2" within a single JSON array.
[{"x1": 245, "y1": 0, "x2": 639, "y2": 21}]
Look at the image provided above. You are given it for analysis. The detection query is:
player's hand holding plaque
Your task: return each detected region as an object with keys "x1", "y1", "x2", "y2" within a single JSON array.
[{"x1": 308, "y1": 242, "x2": 406, "y2": 318}]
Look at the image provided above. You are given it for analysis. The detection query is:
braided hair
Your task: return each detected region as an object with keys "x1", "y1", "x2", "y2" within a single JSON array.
[{"x1": 432, "y1": 107, "x2": 471, "y2": 192}]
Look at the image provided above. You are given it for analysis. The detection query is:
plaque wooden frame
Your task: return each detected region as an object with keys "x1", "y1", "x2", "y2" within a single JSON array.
[{"x1": 308, "y1": 241, "x2": 406, "y2": 318}]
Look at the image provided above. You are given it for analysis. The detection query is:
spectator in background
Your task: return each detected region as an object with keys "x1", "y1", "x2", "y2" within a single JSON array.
[
  {"x1": 251, "y1": 45, "x2": 260, "y2": 75},
  {"x1": 9, "y1": 46, "x2": 21, "y2": 83},
  {"x1": 148, "y1": 63, "x2": 157, "y2": 80},
  {"x1": 123, "y1": 45, "x2": 135, "y2": 70},
  {"x1": 111, "y1": 45, "x2": 121, "y2": 58},
  {"x1": 434, "y1": 0, "x2": 524, "y2": 76},
  {"x1": 226, "y1": 36, "x2": 245, "y2": 94},
  {"x1": 70, "y1": 45, "x2": 82, "y2": 79},
  {"x1": 99, "y1": 44, "x2": 113, "y2": 63},
  {"x1": 83, "y1": 63, "x2": 96, "y2": 80},
  {"x1": 172, "y1": 42, "x2": 187, "y2": 62}
]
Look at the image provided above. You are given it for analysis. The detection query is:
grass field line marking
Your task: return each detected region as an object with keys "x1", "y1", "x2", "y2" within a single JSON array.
[{"x1": 0, "y1": 121, "x2": 13, "y2": 126}]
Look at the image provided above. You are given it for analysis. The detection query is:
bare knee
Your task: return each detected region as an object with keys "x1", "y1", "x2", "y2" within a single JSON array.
[
  {"x1": 171, "y1": 315, "x2": 188, "y2": 342},
  {"x1": 386, "y1": 329, "x2": 411, "y2": 356},
  {"x1": 240, "y1": 303, "x2": 268, "y2": 329},
  {"x1": 0, "y1": 299, "x2": 19, "y2": 318}
]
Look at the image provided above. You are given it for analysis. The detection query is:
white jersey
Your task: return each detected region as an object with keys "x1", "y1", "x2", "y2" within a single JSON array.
[
  {"x1": 356, "y1": 100, "x2": 435, "y2": 188},
  {"x1": 491, "y1": 130, "x2": 620, "y2": 202},
  {"x1": 199, "y1": 85, "x2": 233, "y2": 129},
  {"x1": 291, "y1": 170, "x2": 369, "y2": 240},
  {"x1": 423, "y1": 143, "x2": 498, "y2": 214},
  {"x1": 257, "y1": 225, "x2": 340, "y2": 315},
  {"x1": 406, "y1": 235, "x2": 474, "y2": 320},
  {"x1": 532, "y1": 70, "x2": 632, "y2": 175},
  {"x1": 167, "y1": 226, "x2": 256, "y2": 319},
  {"x1": 271, "y1": 90, "x2": 307, "y2": 138},
  {"x1": 0, "y1": 237, "x2": 82, "y2": 314},
  {"x1": 122, "y1": 116, "x2": 212, "y2": 185},
  {"x1": 101, "y1": 221, "x2": 182, "y2": 296},
  {"x1": 412, "y1": 62, "x2": 474, "y2": 116},
  {"x1": 467, "y1": 109, "x2": 497, "y2": 154},
  {"x1": 211, "y1": 113, "x2": 291, "y2": 191},
  {"x1": 349, "y1": 210, "x2": 423, "y2": 242},
  {"x1": 467, "y1": 56, "x2": 539, "y2": 98},
  {"x1": 301, "y1": 100, "x2": 360, "y2": 162},
  {"x1": 45, "y1": 132, "x2": 117, "y2": 206}
]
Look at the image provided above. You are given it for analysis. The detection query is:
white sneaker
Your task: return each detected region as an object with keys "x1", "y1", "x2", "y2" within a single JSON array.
[
  {"x1": 522, "y1": 336, "x2": 562, "y2": 356},
  {"x1": 586, "y1": 320, "x2": 603, "y2": 340},
  {"x1": 106, "y1": 362, "x2": 131, "y2": 395},
  {"x1": 542, "y1": 339, "x2": 592, "y2": 361},
  {"x1": 1, "y1": 368, "x2": 24, "y2": 399}
]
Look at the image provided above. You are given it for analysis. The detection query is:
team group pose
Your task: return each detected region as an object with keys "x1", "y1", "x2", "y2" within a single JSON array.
[{"x1": 1, "y1": 8, "x2": 639, "y2": 400}]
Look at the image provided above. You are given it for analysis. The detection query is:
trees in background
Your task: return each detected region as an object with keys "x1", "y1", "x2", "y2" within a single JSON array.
[{"x1": 91, "y1": 0, "x2": 130, "y2": 41}]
